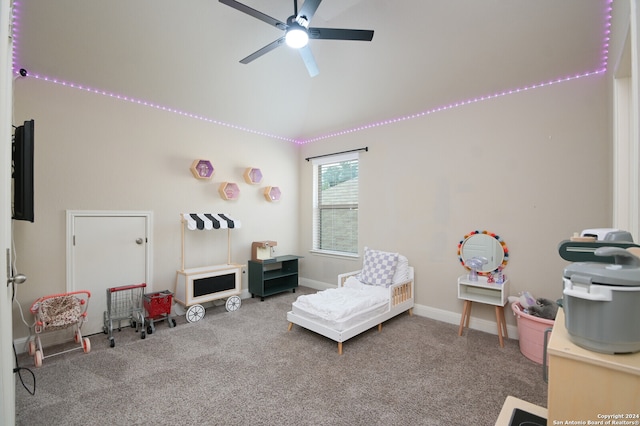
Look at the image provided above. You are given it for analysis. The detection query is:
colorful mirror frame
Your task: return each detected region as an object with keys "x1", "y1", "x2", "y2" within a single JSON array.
[{"x1": 457, "y1": 230, "x2": 509, "y2": 275}]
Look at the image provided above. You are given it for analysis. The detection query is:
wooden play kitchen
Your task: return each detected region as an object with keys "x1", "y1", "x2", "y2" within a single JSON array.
[{"x1": 175, "y1": 213, "x2": 243, "y2": 322}]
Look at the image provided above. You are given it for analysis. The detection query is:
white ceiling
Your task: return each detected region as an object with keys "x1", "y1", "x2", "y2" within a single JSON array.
[{"x1": 14, "y1": 0, "x2": 607, "y2": 142}]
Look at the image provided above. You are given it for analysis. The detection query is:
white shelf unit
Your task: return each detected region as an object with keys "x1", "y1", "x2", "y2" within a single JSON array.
[
  {"x1": 457, "y1": 274, "x2": 509, "y2": 306},
  {"x1": 457, "y1": 274, "x2": 510, "y2": 347}
]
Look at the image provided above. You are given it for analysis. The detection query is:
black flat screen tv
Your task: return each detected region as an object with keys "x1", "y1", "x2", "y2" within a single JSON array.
[{"x1": 12, "y1": 119, "x2": 34, "y2": 222}]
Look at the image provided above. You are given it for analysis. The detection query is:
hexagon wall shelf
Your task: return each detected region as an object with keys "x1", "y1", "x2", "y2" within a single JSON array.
[
  {"x1": 190, "y1": 159, "x2": 214, "y2": 180},
  {"x1": 219, "y1": 182, "x2": 240, "y2": 200},
  {"x1": 264, "y1": 186, "x2": 281, "y2": 202},
  {"x1": 243, "y1": 167, "x2": 263, "y2": 184}
]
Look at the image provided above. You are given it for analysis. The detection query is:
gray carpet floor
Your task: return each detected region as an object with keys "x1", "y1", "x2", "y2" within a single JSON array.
[{"x1": 15, "y1": 286, "x2": 547, "y2": 425}]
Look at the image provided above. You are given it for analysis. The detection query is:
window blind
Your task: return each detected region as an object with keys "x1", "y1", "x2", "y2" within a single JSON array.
[{"x1": 312, "y1": 153, "x2": 359, "y2": 255}]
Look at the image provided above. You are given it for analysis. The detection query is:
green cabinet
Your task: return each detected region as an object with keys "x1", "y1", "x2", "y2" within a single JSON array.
[{"x1": 248, "y1": 255, "x2": 302, "y2": 301}]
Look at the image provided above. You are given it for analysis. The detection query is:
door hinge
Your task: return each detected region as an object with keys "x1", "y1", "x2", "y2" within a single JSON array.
[{"x1": 6, "y1": 248, "x2": 10, "y2": 280}]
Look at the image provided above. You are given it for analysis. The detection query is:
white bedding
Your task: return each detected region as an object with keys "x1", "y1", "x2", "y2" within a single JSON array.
[{"x1": 291, "y1": 277, "x2": 389, "y2": 331}]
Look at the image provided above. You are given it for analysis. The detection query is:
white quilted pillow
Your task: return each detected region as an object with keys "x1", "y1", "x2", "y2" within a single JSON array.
[
  {"x1": 392, "y1": 255, "x2": 410, "y2": 284},
  {"x1": 358, "y1": 247, "x2": 399, "y2": 287}
]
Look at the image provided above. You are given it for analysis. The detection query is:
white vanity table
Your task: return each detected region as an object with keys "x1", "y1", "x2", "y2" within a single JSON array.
[
  {"x1": 457, "y1": 274, "x2": 510, "y2": 347},
  {"x1": 456, "y1": 230, "x2": 510, "y2": 347}
]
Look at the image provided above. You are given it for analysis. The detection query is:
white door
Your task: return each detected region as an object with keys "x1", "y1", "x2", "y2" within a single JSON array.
[
  {"x1": 1, "y1": 0, "x2": 15, "y2": 420},
  {"x1": 67, "y1": 212, "x2": 151, "y2": 335}
]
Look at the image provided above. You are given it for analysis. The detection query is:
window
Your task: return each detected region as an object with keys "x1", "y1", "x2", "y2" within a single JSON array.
[{"x1": 312, "y1": 153, "x2": 359, "y2": 255}]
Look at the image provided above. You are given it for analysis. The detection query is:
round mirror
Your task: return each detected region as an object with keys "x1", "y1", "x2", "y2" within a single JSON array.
[{"x1": 457, "y1": 230, "x2": 508, "y2": 275}]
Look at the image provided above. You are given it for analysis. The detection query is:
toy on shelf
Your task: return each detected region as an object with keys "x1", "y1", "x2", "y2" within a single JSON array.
[
  {"x1": 219, "y1": 182, "x2": 240, "y2": 200},
  {"x1": 464, "y1": 256, "x2": 488, "y2": 281},
  {"x1": 264, "y1": 186, "x2": 281, "y2": 202},
  {"x1": 251, "y1": 240, "x2": 277, "y2": 262},
  {"x1": 190, "y1": 159, "x2": 214, "y2": 179},
  {"x1": 244, "y1": 167, "x2": 263, "y2": 184}
]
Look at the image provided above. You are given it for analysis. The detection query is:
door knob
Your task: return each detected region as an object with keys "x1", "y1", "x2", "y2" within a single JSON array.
[
  {"x1": 7, "y1": 273, "x2": 27, "y2": 286},
  {"x1": 136, "y1": 238, "x2": 144, "y2": 245},
  {"x1": 6, "y1": 249, "x2": 27, "y2": 286}
]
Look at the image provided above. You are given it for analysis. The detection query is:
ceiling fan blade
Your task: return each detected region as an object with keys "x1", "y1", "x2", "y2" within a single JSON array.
[
  {"x1": 308, "y1": 27, "x2": 374, "y2": 41},
  {"x1": 240, "y1": 37, "x2": 286, "y2": 64},
  {"x1": 298, "y1": 0, "x2": 322, "y2": 22},
  {"x1": 298, "y1": 45, "x2": 319, "y2": 77},
  {"x1": 219, "y1": 0, "x2": 286, "y2": 30}
]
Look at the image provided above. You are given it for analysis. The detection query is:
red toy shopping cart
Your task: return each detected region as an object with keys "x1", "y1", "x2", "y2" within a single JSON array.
[{"x1": 143, "y1": 290, "x2": 177, "y2": 334}]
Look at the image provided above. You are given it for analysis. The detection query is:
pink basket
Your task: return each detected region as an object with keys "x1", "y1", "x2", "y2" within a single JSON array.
[{"x1": 511, "y1": 302, "x2": 555, "y2": 364}]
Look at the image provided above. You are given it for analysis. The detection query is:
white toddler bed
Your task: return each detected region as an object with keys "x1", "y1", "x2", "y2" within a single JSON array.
[{"x1": 287, "y1": 248, "x2": 414, "y2": 354}]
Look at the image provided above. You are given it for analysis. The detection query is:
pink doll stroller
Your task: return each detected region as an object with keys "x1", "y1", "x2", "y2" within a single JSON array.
[{"x1": 28, "y1": 290, "x2": 91, "y2": 367}]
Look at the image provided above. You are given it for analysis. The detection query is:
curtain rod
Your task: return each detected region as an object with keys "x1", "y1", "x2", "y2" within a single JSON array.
[{"x1": 305, "y1": 147, "x2": 368, "y2": 162}]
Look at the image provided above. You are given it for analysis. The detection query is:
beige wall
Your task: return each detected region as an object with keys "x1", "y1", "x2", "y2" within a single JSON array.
[
  {"x1": 298, "y1": 75, "x2": 611, "y2": 327},
  {"x1": 11, "y1": 78, "x2": 299, "y2": 339},
  {"x1": 12, "y1": 61, "x2": 611, "y2": 339}
]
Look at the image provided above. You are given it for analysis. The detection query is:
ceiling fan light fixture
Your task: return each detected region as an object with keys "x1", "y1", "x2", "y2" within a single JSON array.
[{"x1": 285, "y1": 24, "x2": 309, "y2": 49}]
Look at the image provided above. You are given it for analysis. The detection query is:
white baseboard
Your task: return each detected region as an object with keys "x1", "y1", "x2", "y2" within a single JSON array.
[
  {"x1": 299, "y1": 277, "x2": 335, "y2": 291},
  {"x1": 13, "y1": 328, "x2": 77, "y2": 356},
  {"x1": 413, "y1": 303, "x2": 520, "y2": 340}
]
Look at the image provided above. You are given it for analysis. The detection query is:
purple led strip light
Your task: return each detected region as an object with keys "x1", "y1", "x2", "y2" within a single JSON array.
[
  {"x1": 302, "y1": 0, "x2": 613, "y2": 145},
  {"x1": 11, "y1": 1, "x2": 21, "y2": 72},
  {"x1": 19, "y1": 73, "x2": 298, "y2": 143},
  {"x1": 11, "y1": 0, "x2": 613, "y2": 145},
  {"x1": 303, "y1": 70, "x2": 606, "y2": 144}
]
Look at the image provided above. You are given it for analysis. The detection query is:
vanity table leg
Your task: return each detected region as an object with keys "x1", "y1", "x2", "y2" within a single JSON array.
[
  {"x1": 499, "y1": 306, "x2": 508, "y2": 339},
  {"x1": 458, "y1": 300, "x2": 472, "y2": 336},
  {"x1": 495, "y1": 306, "x2": 506, "y2": 347}
]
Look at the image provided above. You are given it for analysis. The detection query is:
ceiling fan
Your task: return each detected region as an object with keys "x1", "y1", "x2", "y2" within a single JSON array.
[{"x1": 219, "y1": 0, "x2": 374, "y2": 77}]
